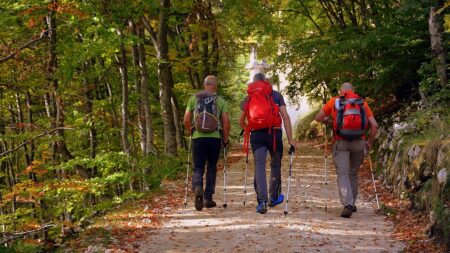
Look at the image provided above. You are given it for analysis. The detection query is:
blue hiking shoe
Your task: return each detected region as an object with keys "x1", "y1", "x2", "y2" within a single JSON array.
[
  {"x1": 268, "y1": 194, "x2": 284, "y2": 207},
  {"x1": 256, "y1": 201, "x2": 268, "y2": 214}
]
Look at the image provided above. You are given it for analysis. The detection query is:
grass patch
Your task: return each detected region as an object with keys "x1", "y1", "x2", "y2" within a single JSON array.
[
  {"x1": 380, "y1": 204, "x2": 397, "y2": 217},
  {"x1": 294, "y1": 106, "x2": 321, "y2": 140}
]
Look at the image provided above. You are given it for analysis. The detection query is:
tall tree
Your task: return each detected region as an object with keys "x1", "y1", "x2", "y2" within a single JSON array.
[
  {"x1": 429, "y1": 1, "x2": 448, "y2": 89},
  {"x1": 143, "y1": 0, "x2": 178, "y2": 156}
]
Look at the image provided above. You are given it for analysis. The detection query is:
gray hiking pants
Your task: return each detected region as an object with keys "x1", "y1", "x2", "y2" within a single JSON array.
[
  {"x1": 250, "y1": 128, "x2": 283, "y2": 203},
  {"x1": 332, "y1": 139, "x2": 366, "y2": 207}
]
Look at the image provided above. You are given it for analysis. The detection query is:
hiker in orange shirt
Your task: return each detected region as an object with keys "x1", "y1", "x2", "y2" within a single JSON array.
[{"x1": 315, "y1": 82, "x2": 378, "y2": 218}]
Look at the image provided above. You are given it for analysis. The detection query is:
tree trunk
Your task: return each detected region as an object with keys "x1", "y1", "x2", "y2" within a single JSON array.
[
  {"x1": 83, "y1": 63, "x2": 97, "y2": 160},
  {"x1": 429, "y1": 5, "x2": 448, "y2": 89},
  {"x1": 137, "y1": 24, "x2": 158, "y2": 155},
  {"x1": 25, "y1": 92, "x2": 36, "y2": 165},
  {"x1": 359, "y1": 0, "x2": 368, "y2": 32},
  {"x1": 171, "y1": 95, "x2": 186, "y2": 150},
  {"x1": 47, "y1": 0, "x2": 80, "y2": 166},
  {"x1": 175, "y1": 24, "x2": 202, "y2": 89},
  {"x1": 157, "y1": 0, "x2": 178, "y2": 156},
  {"x1": 116, "y1": 30, "x2": 130, "y2": 155},
  {"x1": 130, "y1": 20, "x2": 147, "y2": 156},
  {"x1": 341, "y1": 0, "x2": 358, "y2": 27},
  {"x1": 15, "y1": 93, "x2": 31, "y2": 166},
  {"x1": 201, "y1": 31, "x2": 210, "y2": 78}
]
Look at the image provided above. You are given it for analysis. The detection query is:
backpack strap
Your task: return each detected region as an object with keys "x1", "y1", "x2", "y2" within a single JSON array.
[
  {"x1": 216, "y1": 95, "x2": 222, "y2": 130},
  {"x1": 359, "y1": 100, "x2": 366, "y2": 130},
  {"x1": 337, "y1": 96, "x2": 346, "y2": 131}
]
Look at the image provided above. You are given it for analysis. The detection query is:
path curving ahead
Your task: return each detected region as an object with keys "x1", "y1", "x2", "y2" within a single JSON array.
[{"x1": 139, "y1": 143, "x2": 404, "y2": 253}]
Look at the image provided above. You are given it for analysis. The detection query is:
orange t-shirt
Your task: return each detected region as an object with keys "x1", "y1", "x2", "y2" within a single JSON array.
[{"x1": 322, "y1": 96, "x2": 374, "y2": 140}]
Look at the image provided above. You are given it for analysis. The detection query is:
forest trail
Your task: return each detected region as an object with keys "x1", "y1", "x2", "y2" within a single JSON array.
[{"x1": 138, "y1": 142, "x2": 404, "y2": 252}]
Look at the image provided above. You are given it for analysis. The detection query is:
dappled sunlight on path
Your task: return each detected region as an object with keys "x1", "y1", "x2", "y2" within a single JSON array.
[{"x1": 140, "y1": 143, "x2": 404, "y2": 252}]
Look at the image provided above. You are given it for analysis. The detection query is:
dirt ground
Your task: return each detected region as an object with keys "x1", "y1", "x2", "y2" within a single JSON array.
[{"x1": 139, "y1": 143, "x2": 404, "y2": 253}]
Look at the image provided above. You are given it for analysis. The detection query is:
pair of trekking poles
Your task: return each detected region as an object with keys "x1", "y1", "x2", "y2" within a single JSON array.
[
  {"x1": 183, "y1": 136, "x2": 229, "y2": 209},
  {"x1": 239, "y1": 141, "x2": 297, "y2": 216},
  {"x1": 242, "y1": 143, "x2": 296, "y2": 216},
  {"x1": 183, "y1": 127, "x2": 380, "y2": 212},
  {"x1": 183, "y1": 134, "x2": 297, "y2": 214}
]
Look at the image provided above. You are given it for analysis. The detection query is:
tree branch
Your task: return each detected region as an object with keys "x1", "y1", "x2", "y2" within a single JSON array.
[
  {"x1": 0, "y1": 30, "x2": 48, "y2": 64},
  {"x1": 0, "y1": 224, "x2": 55, "y2": 245},
  {"x1": 297, "y1": 1, "x2": 325, "y2": 35},
  {"x1": 0, "y1": 127, "x2": 74, "y2": 158},
  {"x1": 142, "y1": 17, "x2": 158, "y2": 48}
]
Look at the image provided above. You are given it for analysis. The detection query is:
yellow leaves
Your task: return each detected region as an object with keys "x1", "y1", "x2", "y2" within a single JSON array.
[
  {"x1": 1, "y1": 180, "x2": 44, "y2": 206},
  {"x1": 22, "y1": 221, "x2": 42, "y2": 230},
  {"x1": 42, "y1": 150, "x2": 52, "y2": 161},
  {"x1": 27, "y1": 17, "x2": 37, "y2": 28},
  {"x1": 22, "y1": 160, "x2": 48, "y2": 176},
  {"x1": 50, "y1": 181, "x2": 90, "y2": 193}
]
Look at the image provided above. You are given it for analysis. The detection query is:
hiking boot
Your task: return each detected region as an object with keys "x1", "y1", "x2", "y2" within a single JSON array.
[
  {"x1": 268, "y1": 194, "x2": 284, "y2": 207},
  {"x1": 204, "y1": 199, "x2": 217, "y2": 208},
  {"x1": 352, "y1": 205, "x2": 357, "y2": 212},
  {"x1": 194, "y1": 186, "x2": 204, "y2": 211},
  {"x1": 341, "y1": 205, "x2": 353, "y2": 218},
  {"x1": 256, "y1": 201, "x2": 268, "y2": 214}
]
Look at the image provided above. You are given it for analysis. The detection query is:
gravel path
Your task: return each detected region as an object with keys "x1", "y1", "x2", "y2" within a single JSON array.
[{"x1": 139, "y1": 143, "x2": 404, "y2": 253}]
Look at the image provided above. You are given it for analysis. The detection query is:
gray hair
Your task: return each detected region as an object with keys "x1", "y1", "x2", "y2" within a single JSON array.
[
  {"x1": 340, "y1": 82, "x2": 354, "y2": 92},
  {"x1": 204, "y1": 75, "x2": 218, "y2": 86},
  {"x1": 253, "y1": 73, "x2": 267, "y2": 82}
]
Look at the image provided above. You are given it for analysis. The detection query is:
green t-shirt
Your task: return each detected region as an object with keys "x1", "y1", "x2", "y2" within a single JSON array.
[{"x1": 186, "y1": 94, "x2": 228, "y2": 139}]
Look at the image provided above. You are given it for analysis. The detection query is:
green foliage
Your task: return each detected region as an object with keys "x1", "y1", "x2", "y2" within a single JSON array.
[
  {"x1": 0, "y1": 0, "x2": 448, "y2": 249},
  {"x1": 294, "y1": 106, "x2": 321, "y2": 140},
  {"x1": 418, "y1": 60, "x2": 450, "y2": 102},
  {"x1": 0, "y1": 241, "x2": 44, "y2": 253},
  {"x1": 275, "y1": 0, "x2": 431, "y2": 103}
]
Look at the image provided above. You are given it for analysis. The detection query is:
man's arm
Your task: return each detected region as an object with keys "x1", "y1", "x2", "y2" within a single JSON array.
[
  {"x1": 239, "y1": 111, "x2": 247, "y2": 130},
  {"x1": 221, "y1": 112, "x2": 230, "y2": 144},
  {"x1": 366, "y1": 116, "x2": 378, "y2": 150},
  {"x1": 279, "y1": 105, "x2": 296, "y2": 148},
  {"x1": 314, "y1": 109, "x2": 331, "y2": 123},
  {"x1": 183, "y1": 111, "x2": 192, "y2": 135}
]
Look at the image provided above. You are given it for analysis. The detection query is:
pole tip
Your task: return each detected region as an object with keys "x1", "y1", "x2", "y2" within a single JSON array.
[
  {"x1": 223, "y1": 204, "x2": 228, "y2": 208},
  {"x1": 283, "y1": 211, "x2": 288, "y2": 215}
]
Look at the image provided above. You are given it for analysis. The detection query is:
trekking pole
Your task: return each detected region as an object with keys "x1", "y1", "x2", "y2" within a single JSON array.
[
  {"x1": 324, "y1": 125, "x2": 328, "y2": 212},
  {"x1": 284, "y1": 145, "x2": 295, "y2": 216},
  {"x1": 240, "y1": 129, "x2": 248, "y2": 206},
  {"x1": 243, "y1": 151, "x2": 248, "y2": 206},
  {"x1": 223, "y1": 146, "x2": 228, "y2": 208},
  {"x1": 184, "y1": 136, "x2": 192, "y2": 208},
  {"x1": 368, "y1": 155, "x2": 381, "y2": 210}
]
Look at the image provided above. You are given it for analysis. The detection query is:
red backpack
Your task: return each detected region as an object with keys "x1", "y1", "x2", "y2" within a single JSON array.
[
  {"x1": 334, "y1": 91, "x2": 368, "y2": 140},
  {"x1": 243, "y1": 80, "x2": 282, "y2": 152}
]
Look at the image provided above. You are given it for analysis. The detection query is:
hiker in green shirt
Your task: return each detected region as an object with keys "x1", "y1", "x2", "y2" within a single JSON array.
[{"x1": 183, "y1": 75, "x2": 230, "y2": 211}]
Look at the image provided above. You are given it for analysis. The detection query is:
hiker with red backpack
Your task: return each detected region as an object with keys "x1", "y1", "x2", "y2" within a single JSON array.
[
  {"x1": 183, "y1": 75, "x2": 230, "y2": 211},
  {"x1": 239, "y1": 73, "x2": 296, "y2": 214},
  {"x1": 315, "y1": 82, "x2": 378, "y2": 218}
]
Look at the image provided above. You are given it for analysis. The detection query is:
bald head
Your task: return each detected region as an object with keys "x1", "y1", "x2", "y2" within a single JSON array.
[
  {"x1": 204, "y1": 75, "x2": 217, "y2": 86},
  {"x1": 340, "y1": 82, "x2": 354, "y2": 95},
  {"x1": 204, "y1": 75, "x2": 218, "y2": 92}
]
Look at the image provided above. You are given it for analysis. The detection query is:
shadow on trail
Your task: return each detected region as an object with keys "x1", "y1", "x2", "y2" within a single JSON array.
[{"x1": 140, "y1": 143, "x2": 404, "y2": 253}]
